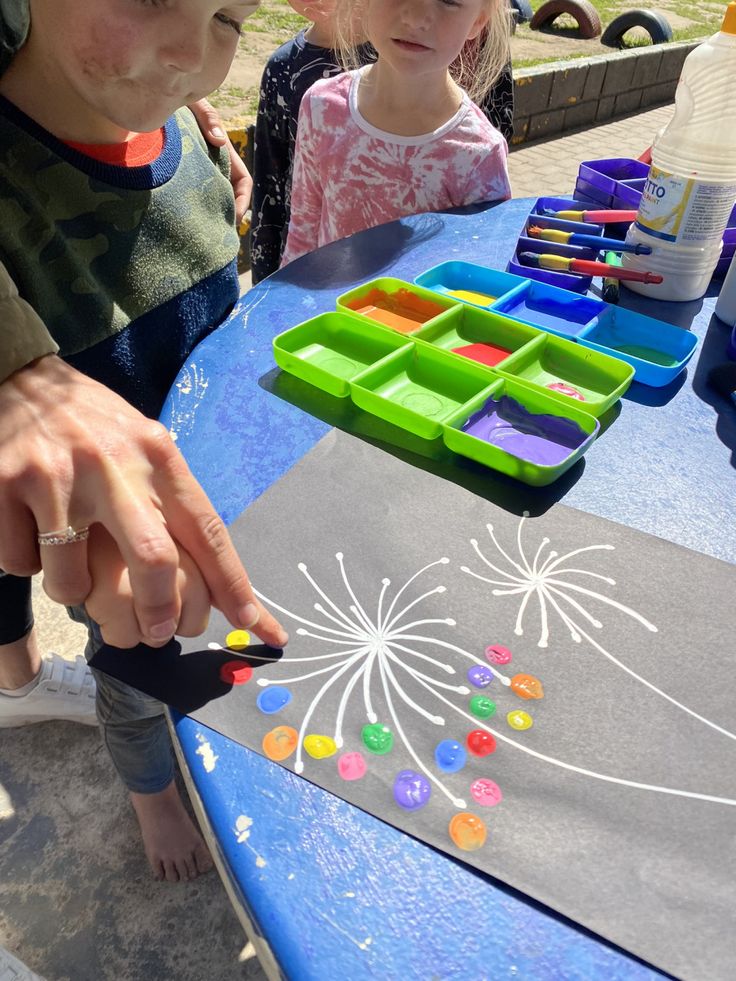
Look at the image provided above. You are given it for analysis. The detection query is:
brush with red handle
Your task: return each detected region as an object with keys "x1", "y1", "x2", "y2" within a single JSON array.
[
  {"x1": 542, "y1": 208, "x2": 638, "y2": 224},
  {"x1": 518, "y1": 252, "x2": 664, "y2": 284}
]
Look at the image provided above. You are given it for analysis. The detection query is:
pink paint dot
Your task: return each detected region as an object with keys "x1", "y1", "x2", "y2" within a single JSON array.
[
  {"x1": 470, "y1": 777, "x2": 503, "y2": 807},
  {"x1": 337, "y1": 751, "x2": 367, "y2": 781},
  {"x1": 485, "y1": 644, "x2": 512, "y2": 665}
]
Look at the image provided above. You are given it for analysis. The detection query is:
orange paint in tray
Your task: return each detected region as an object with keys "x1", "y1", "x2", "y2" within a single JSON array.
[{"x1": 349, "y1": 288, "x2": 446, "y2": 334}]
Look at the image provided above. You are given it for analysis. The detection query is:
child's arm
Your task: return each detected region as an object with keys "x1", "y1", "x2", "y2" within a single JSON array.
[
  {"x1": 250, "y1": 63, "x2": 294, "y2": 284},
  {"x1": 280, "y1": 93, "x2": 325, "y2": 268}
]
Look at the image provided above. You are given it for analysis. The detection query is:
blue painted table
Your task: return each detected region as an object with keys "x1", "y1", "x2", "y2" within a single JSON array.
[{"x1": 162, "y1": 198, "x2": 735, "y2": 980}]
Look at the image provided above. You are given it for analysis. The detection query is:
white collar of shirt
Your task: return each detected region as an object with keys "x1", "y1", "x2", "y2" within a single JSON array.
[{"x1": 348, "y1": 66, "x2": 470, "y2": 146}]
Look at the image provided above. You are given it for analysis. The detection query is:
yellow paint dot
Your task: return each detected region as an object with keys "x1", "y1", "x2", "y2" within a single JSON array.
[
  {"x1": 262, "y1": 726, "x2": 298, "y2": 762},
  {"x1": 507, "y1": 710, "x2": 533, "y2": 731},
  {"x1": 226, "y1": 629, "x2": 251, "y2": 651},
  {"x1": 448, "y1": 812, "x2": 487, "y2": 851},
  {"x1": 303, "y1": 734, "x2": 337, "y2": 760}
]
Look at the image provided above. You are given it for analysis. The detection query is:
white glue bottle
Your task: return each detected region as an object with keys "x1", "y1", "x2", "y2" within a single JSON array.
[
  {"x1": 715, "y1": 253, "x2": 736, "y2": 325},
  {"x1": 622, "y1": 2, "x2": 736, "y2": 301}
]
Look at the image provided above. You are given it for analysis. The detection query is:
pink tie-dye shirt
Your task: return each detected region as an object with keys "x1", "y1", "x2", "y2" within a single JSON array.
[{"x1": 281, "y1": 68, "x2": 511, "y2": 267}]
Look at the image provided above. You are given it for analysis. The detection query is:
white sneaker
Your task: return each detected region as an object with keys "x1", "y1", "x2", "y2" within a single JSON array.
[
  {"x1": 0, "y1": 945, "x2": 47, "y2": 981},
  {"x1": 0, "y1": 652, "x2": 97, "y2": 728}
]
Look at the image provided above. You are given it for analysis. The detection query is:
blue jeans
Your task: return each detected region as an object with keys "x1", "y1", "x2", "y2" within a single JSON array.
[{"x1": 69, "y1": 605, "x2": 175, "y2": 795}]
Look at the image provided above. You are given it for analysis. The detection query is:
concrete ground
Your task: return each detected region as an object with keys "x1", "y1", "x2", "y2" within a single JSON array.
[{"x1": 0, "y1": 103, "x2": 673, "y2": 981}]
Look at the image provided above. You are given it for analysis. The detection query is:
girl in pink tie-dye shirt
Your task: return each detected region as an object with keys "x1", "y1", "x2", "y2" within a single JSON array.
[{"x1": 281, "y1": 0, "x2": 512, "y2": 267}]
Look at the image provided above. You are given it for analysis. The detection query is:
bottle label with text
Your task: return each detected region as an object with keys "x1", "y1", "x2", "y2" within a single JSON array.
[{"x1": 635, "y1": 166, "x2": 736, "y2": 245}]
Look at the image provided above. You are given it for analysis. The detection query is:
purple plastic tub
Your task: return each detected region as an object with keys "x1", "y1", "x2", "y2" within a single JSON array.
[
  {"x1": 578, "y1": 158, "x2": 650, "y2": 197},
  {"x1": 508, "y1": 238, "x2": 597, "y2": 294},
  {"x1": 574, "y1": 177, "x2": 613, "y2": 208}
]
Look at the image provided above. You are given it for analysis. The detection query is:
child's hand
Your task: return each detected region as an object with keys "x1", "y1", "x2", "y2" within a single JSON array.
[
  {"x1": 0, "y1": 356, "x2": 288, "y2": 650},
  {"x1": 189, "y1": 98, "x2": 253, "y2": 226},
  {"x1": 84, "y1": 525, "x2": 211, "y2": 649}
]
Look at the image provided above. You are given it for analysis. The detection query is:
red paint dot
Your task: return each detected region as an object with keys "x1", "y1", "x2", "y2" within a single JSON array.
[
  {"x1": 220, "y1": 661, "x2": 252, "y2": 685},
  {"x1": 466, "y1": 729, "x2": 496, "y2": 756}
]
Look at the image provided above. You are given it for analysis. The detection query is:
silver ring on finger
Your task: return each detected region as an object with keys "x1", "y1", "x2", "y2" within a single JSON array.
[{"x1": 37, "y1": 524, "x2": 91, "y2": 546}]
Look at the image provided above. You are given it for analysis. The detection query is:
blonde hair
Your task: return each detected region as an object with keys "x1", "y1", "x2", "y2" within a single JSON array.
[{"x1": 334, "y1": 0, "x2": 511, "y2": 106}]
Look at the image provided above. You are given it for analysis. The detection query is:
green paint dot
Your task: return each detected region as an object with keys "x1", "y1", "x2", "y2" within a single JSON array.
[
  {"x1": 362, "y1": 722, "x2": 394, "y2": 754},
  {"x1": 469, "y1": 695, "x2": 497, "y2": 719}
]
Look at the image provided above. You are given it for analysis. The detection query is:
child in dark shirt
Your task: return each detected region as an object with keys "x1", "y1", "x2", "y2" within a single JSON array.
[{"x1": 250, "y1": 0, "x2": 352, "y2": 284}]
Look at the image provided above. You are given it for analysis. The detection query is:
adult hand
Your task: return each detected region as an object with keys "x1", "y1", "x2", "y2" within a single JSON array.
[
  {"x1": 189, "y1": 97, "x2": 253, "y2": 226},
  {"x1": 0, "y1": 356, "x2": 288, "y2": 649}
]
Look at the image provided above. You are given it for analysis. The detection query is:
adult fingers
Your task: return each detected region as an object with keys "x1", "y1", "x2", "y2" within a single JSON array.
[
  {"x1": 151, "y1": 448, "x2": 288, "y2": 648},
  {"x1": 96, "y1": 422, "x2": 184, "y2": 646},
  {"x1": 0, "y1": 500, "x2": 40, "y2": 576},
  {"x1": 36, "y1": 515, "x2": 93, "y2": 608},
  {"x1": 23, "y1": 473, "x2": 93, "y2": 605},
  {"x1": 173, "y1": 545, "x2": 211, "y2": 638},
  {"x1": 187, "y1": 97, "x2": 227, "y2": 145}
]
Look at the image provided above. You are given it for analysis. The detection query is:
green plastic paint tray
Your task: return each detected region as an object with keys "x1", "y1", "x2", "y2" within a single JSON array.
[
  {"x1": 272, "y1": 311, "x2": 410, "y2": 397},
  {"x1": 337, "y1": 278, "x2": 458, "y2": 334},
  {"x1": 412, "y1": 304, "x2": 540, "y2": 368},
  {"x1": 443, "y1": 377, "x2": 599, "y2": 487},
  {"x1": 493, "y1": 331, "x2": 634, "y2": 417},
  {"x1": 273, "y1": 296, "x2": 609, "y2": 485},
  {"x1": 351, "y1": 343, "x2": 498, "y2": 440}
]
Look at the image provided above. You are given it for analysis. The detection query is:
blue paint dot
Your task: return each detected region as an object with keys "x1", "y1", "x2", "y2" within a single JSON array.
[
  {"x1": 468, "y1": 664, "x2": 494, "y2": 688},
  {"x1": 434, "y1": 739, "x2": 467, "y2": 773},
  {"x1": 393, "y1": 770, "x2": 431, "y2": 811},
  {"x1": 256, "y1": 686, "x2": 292, "y2": 714}
]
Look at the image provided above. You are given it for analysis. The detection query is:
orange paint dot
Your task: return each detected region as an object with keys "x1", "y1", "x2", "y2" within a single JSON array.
[
  {"x1": 262, "y1": 725, "x2": 298, "y2": 762},
  {"x1": 510, "y1": 673, "x2": 544, "y2": 700},
  {"x1": 449, "y1": 812, "x2": 487, "y2": 851}
]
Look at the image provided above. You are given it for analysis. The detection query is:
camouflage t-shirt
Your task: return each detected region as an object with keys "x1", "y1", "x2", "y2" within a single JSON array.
[{"x1": 0, "y1": 97, "x2": 240, "y2": 418}]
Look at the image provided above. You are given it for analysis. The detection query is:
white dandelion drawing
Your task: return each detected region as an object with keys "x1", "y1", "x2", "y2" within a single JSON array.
[
  {"x1": 253, "y1": 553, "x2": 516, "y2": 809},
  {"x1": 244, "y1": 549, "x2": 736, "y2": 809},
  {"x1": 461, "y1": 511, "x2": 736, "y2": 744}
]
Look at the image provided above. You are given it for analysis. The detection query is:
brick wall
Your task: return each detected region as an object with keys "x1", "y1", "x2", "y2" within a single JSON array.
[{"x1": 511, "y1": 40, "x2": 699, "y2": 148}]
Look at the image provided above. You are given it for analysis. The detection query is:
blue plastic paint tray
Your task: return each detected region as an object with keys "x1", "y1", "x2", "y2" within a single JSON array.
[
  {"x1": 577, "y1": 306, "x2": 698, "y2": 387},
  {"x1": 492, "y1": 279, "x2": 606, "y2": 337},
  {"x1": 411, "y1": 262, "x2": 526, "y2": 309},
  {"x1": 415, "y1": 261, "x2": 698, "y2": 387}
]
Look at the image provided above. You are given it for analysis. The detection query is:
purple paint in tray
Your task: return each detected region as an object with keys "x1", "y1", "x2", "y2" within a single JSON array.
[{"x1": 462, "y1": 394, "x2": 590, "y2": 467}]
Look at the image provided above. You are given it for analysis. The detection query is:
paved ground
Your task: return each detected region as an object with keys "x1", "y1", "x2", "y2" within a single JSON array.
[
  {"x1": 507, "y1": 103, "x2": 673, "y2": 198},
  {"x1": 0, "y1": 102, "x2": 673, "y2": 981}
]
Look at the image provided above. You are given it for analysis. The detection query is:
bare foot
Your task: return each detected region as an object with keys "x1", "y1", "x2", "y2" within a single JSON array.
[{"x1": 130, "y1": 781, "x2": 214, "y2": 882}]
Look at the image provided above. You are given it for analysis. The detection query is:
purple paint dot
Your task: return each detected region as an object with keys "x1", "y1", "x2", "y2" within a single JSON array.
[
  {"x1": 393, "y1": 770, "x2": 431, "y2": 811},
  {"x1": 467, "y1": 665, "x2": 494, "y2": 688}
]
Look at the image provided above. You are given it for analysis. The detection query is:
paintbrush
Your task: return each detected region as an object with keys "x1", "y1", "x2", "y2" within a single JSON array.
[
  {"x1": 518, "y1": 252, "x2": 664, "y2": 284},
  {"x1": 543, "y1": 208, "x2": 638, "y2": 224},
  {"x1": 527, "y1": 226, "x2": 651, "y2": 254},
  {"x1": 602, "y1": 251, "x2": 623, "y2": 303}
]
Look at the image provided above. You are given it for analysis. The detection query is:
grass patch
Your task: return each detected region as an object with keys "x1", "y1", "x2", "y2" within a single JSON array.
[{"x1": 242, "y1": 3, "x2": 305, "y2": 39}]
